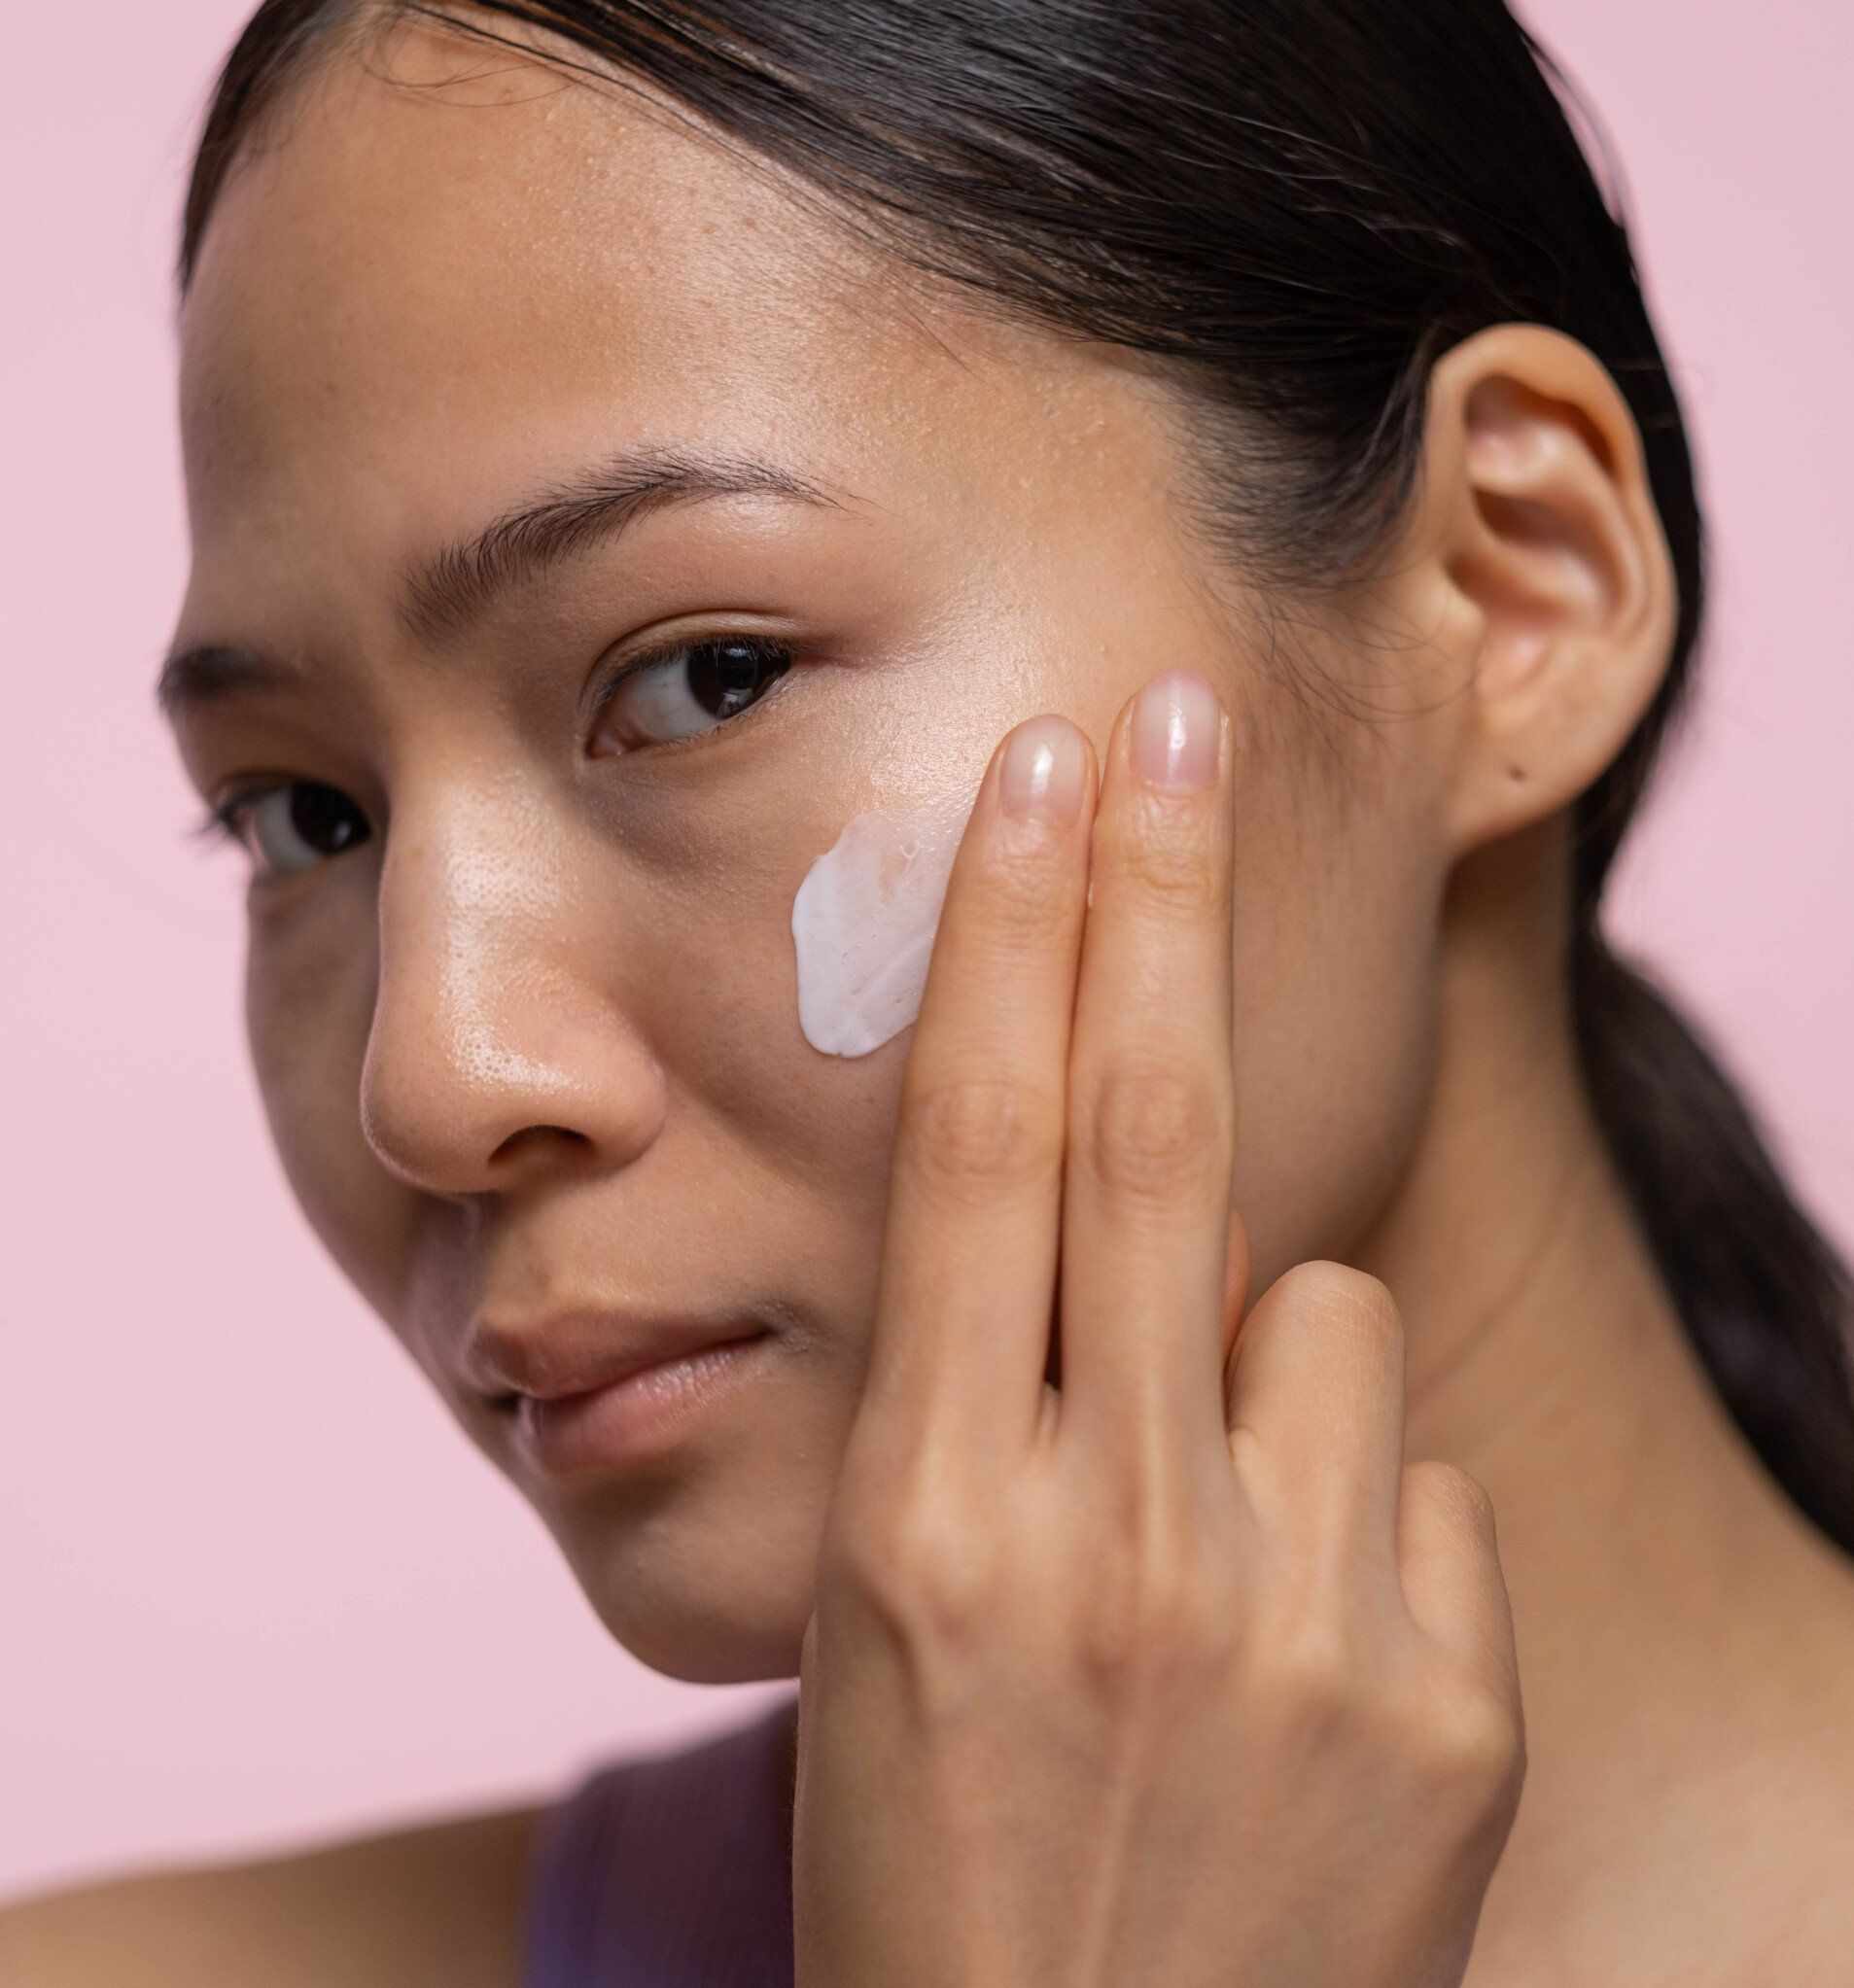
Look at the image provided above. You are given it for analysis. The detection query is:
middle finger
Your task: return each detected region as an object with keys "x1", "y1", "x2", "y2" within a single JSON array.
[{"x1": 1058, "y1": 668, "x2": 1240, "y2": 1469}]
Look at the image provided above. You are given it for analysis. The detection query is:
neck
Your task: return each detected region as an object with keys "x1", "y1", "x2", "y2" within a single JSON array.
[{"x1": 1350, "y1": 828, "x2": 1854, "y2": 1953}]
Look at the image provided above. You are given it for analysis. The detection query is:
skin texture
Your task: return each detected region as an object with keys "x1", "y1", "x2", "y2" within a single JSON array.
[{"x1": 9, "y1": 7, "x2": 1854, "y2": 1981}]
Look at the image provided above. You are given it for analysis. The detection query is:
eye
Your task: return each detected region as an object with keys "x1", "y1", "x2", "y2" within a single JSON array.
[
  {"x1": 591, "y1": 632, "x2": 794, "y2": 753},
  {"x1": 214, "y1": 780, "x2": 372, "y2": 881}
]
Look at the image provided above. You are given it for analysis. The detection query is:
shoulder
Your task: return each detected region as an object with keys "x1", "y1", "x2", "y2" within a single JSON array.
[{"x1": 0, "y1": 1802, "x2": 545, "y2": 1988}]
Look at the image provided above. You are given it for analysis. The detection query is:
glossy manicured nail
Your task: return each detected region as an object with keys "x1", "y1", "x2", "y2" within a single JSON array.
[
  {"x1": 999, "y1": 715, "x2": 1086, "y2": 824},
  {"x1": 1130, "y1": 670, "x2": 1220, "y2": 793}
]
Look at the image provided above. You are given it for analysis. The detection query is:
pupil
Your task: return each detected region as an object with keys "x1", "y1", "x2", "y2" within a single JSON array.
[
  {"x1": 290, "y1": 781, "x2": 365, "y2": 854},
  {"x1": 690, "y1": 636, "x2": 788, "y2": 717}
]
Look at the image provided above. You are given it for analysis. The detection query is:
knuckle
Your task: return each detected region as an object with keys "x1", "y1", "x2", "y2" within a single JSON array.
[
  {"x1": 901, "y1": 1074, "x2": 1064, "y2": 1201},
  {"x1": 1409, "y1": 1673, "x2": 1527, "y2": 1797},
  {"x1": 1409, "y1": 1459, "x2": 1497, "y2": 1534},
  {"x1": 1079, "y1": 1064, "x2": 1229, "y2": 1205},
  {"x1": 1076, "y1": 1545, "x2": 1233, "y2": 1704},
  {"x1": 979, "y1": 836, "x2": 1083, "y2": 933},
  {"x1": 1103, "y1": 810, "x2": 1226, "y2": 915},
  {"x1": 824, "y1": 1482, "x2": 997, "y2": 1648},
  {"x1": 1072, "y1": 1584, "x2": 1143, "y2": 1693},
  {"x1": 1263, "y1": 1613, "x2": 1358, "y2": 1730},
  {"x1": 1270, "y1": 1260, "x2": 1402, "y2": 1341}
]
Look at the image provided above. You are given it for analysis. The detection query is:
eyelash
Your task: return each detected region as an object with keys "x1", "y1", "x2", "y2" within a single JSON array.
[
  {"x1": 587, "y1": 628, "x2": 797, "y2": 758},
  {"x1": 191, "y1": 628, "x2": 799, "y2": 853},
  {"x1": 193, "y1": 785, "x2": 271, "y2": 851}
]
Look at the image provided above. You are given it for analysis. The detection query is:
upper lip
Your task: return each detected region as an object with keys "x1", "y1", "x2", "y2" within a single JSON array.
[{"x1": 465, "y1": 1307, "x2": 771, "y2": 1406}]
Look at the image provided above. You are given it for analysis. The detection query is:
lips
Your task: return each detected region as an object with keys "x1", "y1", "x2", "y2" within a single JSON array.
[{"x1": 465, "y1": 1307, "x2": 773, "y2": 1410}]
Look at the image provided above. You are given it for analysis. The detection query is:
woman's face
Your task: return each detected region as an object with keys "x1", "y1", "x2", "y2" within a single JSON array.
[{"x1": 168, "y1": 16, "x2": 1450, "y2": 1680}]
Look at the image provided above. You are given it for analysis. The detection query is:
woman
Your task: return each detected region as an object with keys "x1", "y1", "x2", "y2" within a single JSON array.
[{"x1": 8, "y1": 0, "x2": 1854, "y2": 1979}]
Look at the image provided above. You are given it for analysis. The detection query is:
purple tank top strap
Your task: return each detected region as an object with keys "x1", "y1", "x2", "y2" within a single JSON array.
[{"x1": 521, "y1": 1694, "x2": 798, "y2": 1988}]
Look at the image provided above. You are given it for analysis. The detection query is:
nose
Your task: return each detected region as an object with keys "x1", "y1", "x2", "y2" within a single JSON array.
[{"x1": 358, "y1": 795, "x2": 665, "y2": 1198}]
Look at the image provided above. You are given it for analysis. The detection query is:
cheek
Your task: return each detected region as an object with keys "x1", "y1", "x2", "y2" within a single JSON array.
[
  {"x1": 618, "y1": 663, "x2": 986, "y2": 1063},
  {"x1": 244, "y1": 891, "x2": 420, "y2": 1319},
  {"x1": 639, "y1": 907, "x2": 910, "y2": 1217},
  {"x1": 1219, "y1": 736, "x2": 1444, "y2": 1287},
  {"x1": 620, "y1": 776, "x2": 986, "y2": 1293}
]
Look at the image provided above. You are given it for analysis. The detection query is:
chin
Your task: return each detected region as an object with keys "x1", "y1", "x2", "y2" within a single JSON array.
[
  {"x1": 560, "y1": 1510, "x2": 815, "y2": 1684},
  {"x1": 595, "y1": 1589, "x2": 810, "y2": 1685}
]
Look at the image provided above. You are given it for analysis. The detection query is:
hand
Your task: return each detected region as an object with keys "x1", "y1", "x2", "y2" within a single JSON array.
[{"x1": 790, "y1": 669, "x2": 1525, "y2": 1988}]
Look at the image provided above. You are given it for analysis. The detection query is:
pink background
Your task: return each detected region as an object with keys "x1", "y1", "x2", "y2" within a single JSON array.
[{"x1": 4, "y1": 0, "x2": 1849, "y2": 1900}]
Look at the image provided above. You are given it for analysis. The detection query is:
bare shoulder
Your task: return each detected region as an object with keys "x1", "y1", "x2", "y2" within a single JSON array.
[{"x1": 0, "y1": 1801, "x2": 545, "y2": 1988}]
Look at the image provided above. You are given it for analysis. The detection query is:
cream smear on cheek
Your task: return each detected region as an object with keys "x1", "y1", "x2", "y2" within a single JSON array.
[{"x1": 789, "y1": 787, "x2": 980, "y2": 1057}]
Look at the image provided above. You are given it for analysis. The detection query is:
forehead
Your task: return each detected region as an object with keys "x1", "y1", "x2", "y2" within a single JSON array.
[{"x1": 177, "y1": 15, "x2": 1155, "y2": 563}]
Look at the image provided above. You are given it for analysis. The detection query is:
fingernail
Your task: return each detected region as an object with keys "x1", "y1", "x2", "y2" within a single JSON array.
[
  {"x1": 1130, "y1": 671, "x2": 1220, "y2": 793},
  {"x1": 998, "y1": 715, "x2": 1085, "y2": 824}
]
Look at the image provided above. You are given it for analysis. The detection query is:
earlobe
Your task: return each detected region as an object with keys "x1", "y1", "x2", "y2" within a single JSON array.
[{"x1": 1421, "y1": 326, "x2": 1679, "y2": 857}]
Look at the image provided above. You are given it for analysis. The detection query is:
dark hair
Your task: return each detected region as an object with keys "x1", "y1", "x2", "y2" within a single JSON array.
[{"x1": 178, "y1": 0, "x2": 1854, "y2": 1551}]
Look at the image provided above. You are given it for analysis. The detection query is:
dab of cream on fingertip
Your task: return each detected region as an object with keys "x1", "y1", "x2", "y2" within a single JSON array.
[{"x1": 790, "y1": 787, "x2": 978, "y2": 1057}]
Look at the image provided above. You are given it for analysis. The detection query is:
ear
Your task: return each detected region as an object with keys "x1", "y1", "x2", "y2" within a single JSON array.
[{"x1": 1408, "y1": 325, "x2": 1680, "y2": 857}]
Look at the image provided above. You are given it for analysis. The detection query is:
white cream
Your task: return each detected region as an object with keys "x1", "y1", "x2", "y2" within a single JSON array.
[{"x1": 790, "y1": 787, "x2": 978, "y2": 1057}]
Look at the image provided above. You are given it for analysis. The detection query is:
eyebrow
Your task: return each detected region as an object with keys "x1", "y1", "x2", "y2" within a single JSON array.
[{"x1": 157, "y1": 442, "x2": 857, "y2": 719}]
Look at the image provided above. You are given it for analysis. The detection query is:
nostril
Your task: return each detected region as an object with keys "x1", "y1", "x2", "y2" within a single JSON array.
[{"x1": 487, "y1": 1123, "x2": 594, "y2": 1169}]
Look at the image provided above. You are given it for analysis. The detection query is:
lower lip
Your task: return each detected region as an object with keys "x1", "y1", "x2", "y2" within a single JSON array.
[{"x1": 512, "y1": 1332, "x2": 771, "y2": 1477}]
